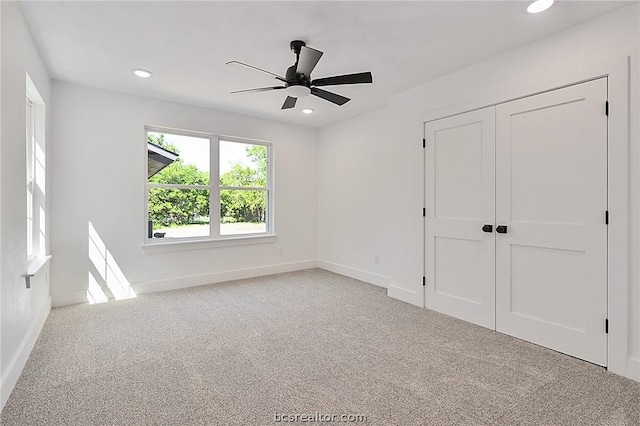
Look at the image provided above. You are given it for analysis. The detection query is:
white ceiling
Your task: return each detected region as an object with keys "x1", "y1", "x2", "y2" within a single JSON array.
[{"x1": 19, "y1": 1, "x2": 631, "y2": 128}]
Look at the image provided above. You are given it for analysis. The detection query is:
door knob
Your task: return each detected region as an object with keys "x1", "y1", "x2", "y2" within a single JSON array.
[
  {"x1": 482, "y1": 224, "x2": 493, "y2": 233},
  {"x1": 496, "y1": 225, "x2": 508, "y2": 234}
]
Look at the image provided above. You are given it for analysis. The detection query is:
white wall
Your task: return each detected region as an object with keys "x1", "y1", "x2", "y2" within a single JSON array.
[
  {"x1": 50, "y1": 82, "x2": 318, "y2": 306},
  {"x1": 318, "y1": 4, "x2": 639, "y2": 380},
  {"x1": 0, "y1": 1, "x2": 52, "y2": 409},
  {"x1": 317, "y1": 107, "x2": 396, "y2": 286}
]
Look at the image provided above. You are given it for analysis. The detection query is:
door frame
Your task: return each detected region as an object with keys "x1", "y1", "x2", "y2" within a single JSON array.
[{"x1": 421, "y1": 56, "x2": 630, "y2": 378}]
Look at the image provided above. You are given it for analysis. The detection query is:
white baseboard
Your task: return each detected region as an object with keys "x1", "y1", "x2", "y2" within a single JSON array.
[
  {"x1": 317, "y1": 260, "x2": 389, "y2": 288},
  {"x1": 388, "y1": 284, "x2": 423, "y2": 307},
  {"x1": 52, "y1": 290, "x2": 88, "y2": 308},
  {"x1": 627, "y1": 357, "x2": 640, "y2": 382},
  {"x1": 1, "y1": 296, "x2": 51, "y2": 411},
  {"x1": 132, "y1": 260, "x2": 318, "y2": 295}
]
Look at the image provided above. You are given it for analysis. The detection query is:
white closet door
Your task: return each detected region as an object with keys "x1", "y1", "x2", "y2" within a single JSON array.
[
  {"x1": 425, "y1": 107, "x2": 496, "y2": 330},
  {"x1": 495, "y1": 78, "x2": 608, "y2": 366}
]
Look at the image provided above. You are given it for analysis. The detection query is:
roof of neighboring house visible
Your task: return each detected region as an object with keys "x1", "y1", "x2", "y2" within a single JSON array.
[{"x1": 147, "y1": 142, "x2": 179, "y2": 179}]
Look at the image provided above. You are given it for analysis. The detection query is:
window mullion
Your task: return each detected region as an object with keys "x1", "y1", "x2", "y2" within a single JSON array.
[
  {"x1": 147, "y1": 183, "x2": 211, "y2": 190},
  {"x1": 219, "y1": 186, "x2": 267, "y2": 191},
  {"x1": 211, "y1": 136, "x2": 221, "y2": 238}
]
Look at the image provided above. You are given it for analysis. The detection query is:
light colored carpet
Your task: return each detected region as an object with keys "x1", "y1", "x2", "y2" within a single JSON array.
[{"x1": 2, "y1": 269, "x2": 639, "y2": 425}]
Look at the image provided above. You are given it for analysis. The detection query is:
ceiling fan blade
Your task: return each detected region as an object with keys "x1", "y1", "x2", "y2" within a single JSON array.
[
  {"x1": 281, "y1": 96, "x2": 297, "y2": 109},
  {"x1": 230, "y1": 86, "x2": 285, "y2": 94},
  {"x1": 226, "y1": 60, "x2": 286, "y2": 82},
  {"x1": 311, "y1": 87, "x2": 350, "y2": 106},
  {"x1": 296, "y1": 46, "x2": 323, "y2": 77},
  {"x1": 312, "y1": 72, "x2": 373, "y2": 87}
]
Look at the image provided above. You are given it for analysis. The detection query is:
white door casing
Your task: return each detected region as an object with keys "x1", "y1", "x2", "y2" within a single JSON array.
[
  {"x1": 424, "y1": 107, "x2": 496, "y2": 330},
  {"x1": 495, "y1": 78, "x2": 608, "y2": 366}
]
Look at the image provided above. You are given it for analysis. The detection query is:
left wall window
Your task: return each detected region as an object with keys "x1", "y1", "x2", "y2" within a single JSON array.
[
  {"x1": 26, "y1": 74, "x2": 46, "y2": 258},
  {"x1": 26, "y1": 95, "x2": 35, "y2": 257}
]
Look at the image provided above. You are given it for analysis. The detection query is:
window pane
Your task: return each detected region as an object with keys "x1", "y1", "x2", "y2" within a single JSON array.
[
  {"x1": 27, "y1": 184, "x2": 33, "y2": 256},
  {"x1": 220, "y1": 189, "x2": 267, "y2": 235},
  {"x1": 219, "y1": 140, "x2": 266, "y2": 188},
  {"x1": 148, "y1": 188, "x2": 210, "y2": 239},
  {"x1": 148, "y1": 132, "x2": 210, "y2": 184},
  {"x1": 26, "y1": 98, "x2": 34, "y2": 256}
]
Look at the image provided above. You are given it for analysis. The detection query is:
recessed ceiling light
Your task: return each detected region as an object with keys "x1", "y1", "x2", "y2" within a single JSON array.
[
  {"x1": 133, "y1": 69, "x2": 153, "y2": 78},
  {"x1": 302, "y1": 108, "x2": 314, "y2": 115},
  {"x1": 527, "y1": 0, "x2": 554, "y2": 14}
]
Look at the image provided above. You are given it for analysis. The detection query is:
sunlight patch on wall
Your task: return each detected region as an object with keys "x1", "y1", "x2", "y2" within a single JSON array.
[
  {"x1": 87, "y1": 222, "x2": 136, "y2": 304},
  {"x1": 87, "y1": 271, "x2": 108, "y2": 304}
]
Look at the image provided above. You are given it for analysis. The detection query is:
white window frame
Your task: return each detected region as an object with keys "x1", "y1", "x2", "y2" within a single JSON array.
[
  {"x1": 25, "y1": 74, "x2": 46, "y2": 260},
  {"x1": 143, "y1": 126, "x2": 275, "y2": 250},
  {"x1": 26, "y1": 95, "x2": 35, "y2": 258}
]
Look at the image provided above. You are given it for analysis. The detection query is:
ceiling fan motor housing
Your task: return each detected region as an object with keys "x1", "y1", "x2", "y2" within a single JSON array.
[{"x1": 285, "y1": 64, "x2": 304, "y2": 83}]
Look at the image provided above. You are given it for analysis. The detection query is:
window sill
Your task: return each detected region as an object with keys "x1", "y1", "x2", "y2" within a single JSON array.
[
  {"x1": 140, "y1": 234, "x2": 277, "y2": 253},
  {"x1": 25, "y1": 255, "x2": 52, "y2": 289}
]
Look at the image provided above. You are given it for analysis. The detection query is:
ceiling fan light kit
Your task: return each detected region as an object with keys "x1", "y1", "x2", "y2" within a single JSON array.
[
  {"x1": 227, "y1": 40, "x2": 373, "y2": 110},
  {"x1": 527, "y1": 0, "x2": 554, "y2": 14},
  {"x1": 285, "y1": 85, "x2": 311, "y2": 98}
]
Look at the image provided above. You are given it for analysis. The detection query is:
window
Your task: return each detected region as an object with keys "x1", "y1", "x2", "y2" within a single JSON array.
[
  {"x1": 26, "y1": 74, "x2": 46, "y2": 259},
  {"x1": 145, "y1": 127, "x2": 272, "y2": 242},
  {"x1": 26, "y1": 96, "x2": 35, "y2": 256}
]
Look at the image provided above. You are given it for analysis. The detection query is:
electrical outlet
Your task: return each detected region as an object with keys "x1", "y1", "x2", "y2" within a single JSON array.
[
  {"x1": 278, "y1": 247, "x2": 284, "y2": 255},
  {"x1": 374, "y1": 254, "x2": 380, "y2": 264}
]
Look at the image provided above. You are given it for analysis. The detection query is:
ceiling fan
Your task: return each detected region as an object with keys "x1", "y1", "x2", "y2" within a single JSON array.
[{"x1": 226, "y1": 40, "x2": 373, "y2": 110}]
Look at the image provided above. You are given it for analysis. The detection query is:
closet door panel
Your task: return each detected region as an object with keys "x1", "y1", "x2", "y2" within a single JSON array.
[
  {"x1": 425, "y1": 107, "x2": 496, "y2": 329},
  {"x1": 495, "y1": 78, "x2": 608, "y2": 366}
]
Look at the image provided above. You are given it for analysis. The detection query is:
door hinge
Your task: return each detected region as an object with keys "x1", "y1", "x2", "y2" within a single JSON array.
[
  {"x1": 605, "y1": 318, "x2": 609, "y2": 334},
  {"x1": 423, "y1": 207, "x2": 426, "y2": 217},
  {"x1": 423, "y1": 138, "x2": 426, "y2": 148},
  {"x1": 605, "y1": 210, "x2": 609, "y2": 225},
  {"x1": 422, "y1": 276, "x2": 426, "y2": 286},
  {"x1": 605, "y1": 101, "x2": 609, "y2": 116}
]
